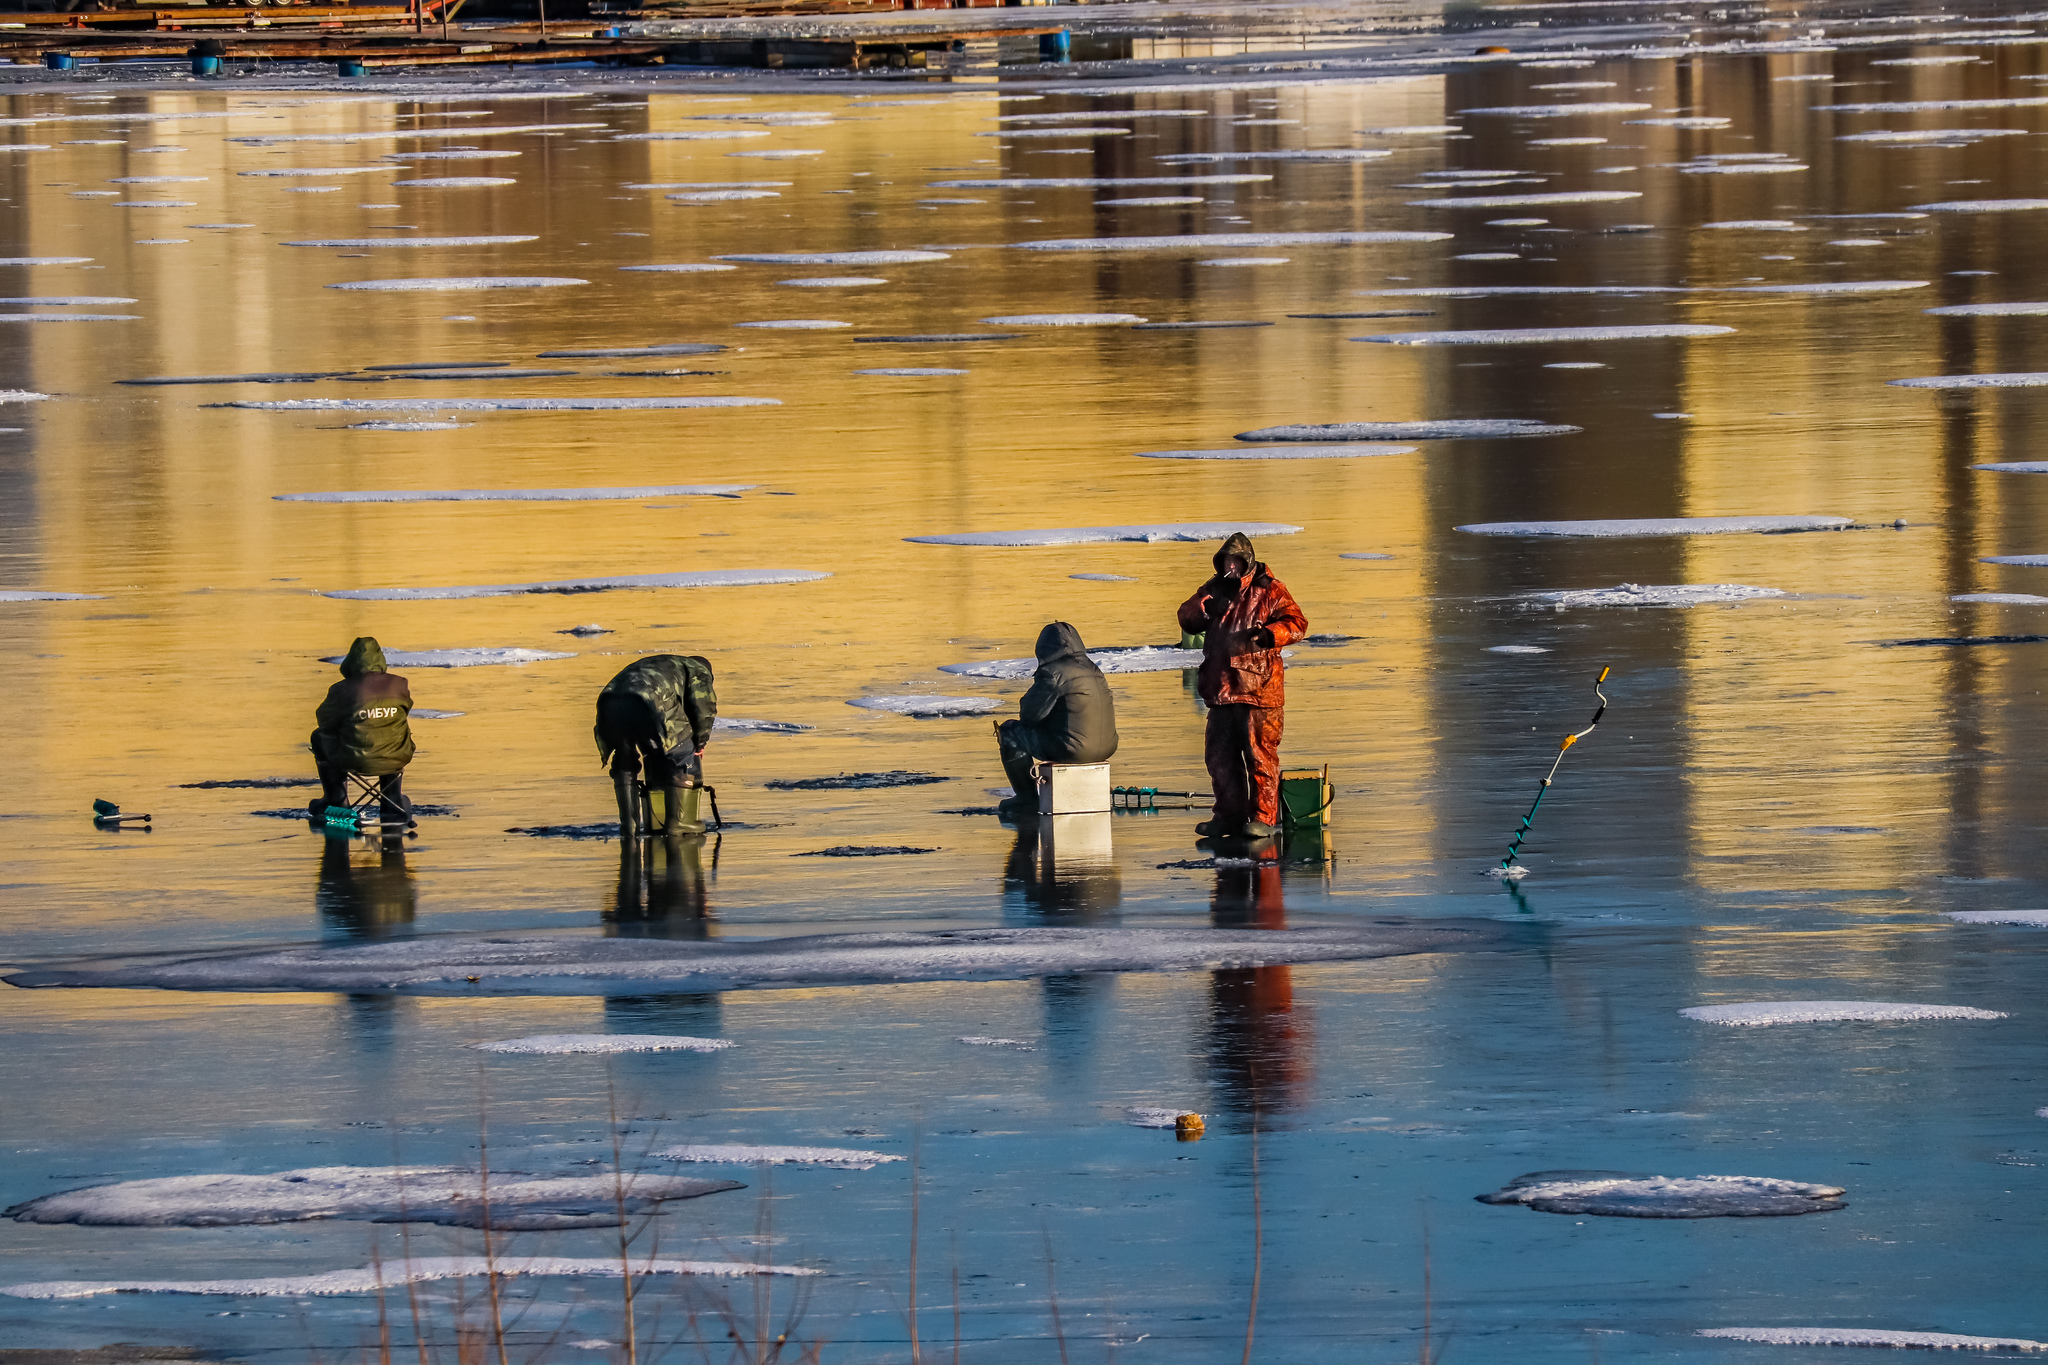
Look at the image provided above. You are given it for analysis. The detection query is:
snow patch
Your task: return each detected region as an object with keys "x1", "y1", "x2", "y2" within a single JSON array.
[
  {"x1": 909, "y1": 522, "x2": 1301, "y2": 547},
  {"x1": 1012, "y1": 231, "x2": 1449, "y2": 252},
  {"x1": 655, "y1": 1144, "x2": 901, "y2": 1170},
  {"x1": 0, "y1": 589, "x2": 103, "y2": 602},
  {"x1": 476, "y1": 1034, "x2": 733, "y2": 1054},
  {"x1": 941, "y1": 645, "x2": 1207, "y2": 679},
  {"x1": 980, "y1": 313, "x2": 1146, "y2": 326},
  {"x1": 1697, "y1": 1329, "x2": 2048, "y2": 1352},
  {"x1": 3, "y1": 1255, "x2": 810, "y2": 1301},
  {"x1": 1463, "y1": 516, "x2": 1847, "y2": 537},
  {"x1": 284, "y1": 235, "x2": 538, "y2": 248},
  {"x1": 848, "y1": 695, "x2": 1002, "y2": 717},
  {"x1": 321, "y1": 648, "x2": 575, "y2": 668},
  {"x1": 1478, "y1": 1172, "x2": 1846, "y2": 1218},
  {"x1": 1360, "y1": 325, "x2": 1734, "y2": 345},
  {"x1": 1952, "y1": 591, "x2": 2048, "y2": 602},
  {"x1": 1944, "y1": 910, "x2": 2048, "y2": 926},
  {"x1": 1458, "y1": 103, "x2": 1655, "y2": 117},
  {"x1": 1530, "y1": 583, "x2": 1788, "y2": 607},
  {"x1": 928, "y1": 175, "x2": 1269, "y2": 189},
  {"x1": 958, "y1": 1036, "x2": 1036, "y2": 1049},
  {"x1": 1238, "y1": 419, "x2": 1578, "y2": 441},
  {"x1": 1725, "y1": 280, "x2": 1928, "y2": 294},
  {"x1": 734, "y1": 320, "x2": 850, "y2": 330},
  {"x1": 718, "y1": 250, "x2": 946, "y2": 266},
  {"x1": 1155, "y1": 149, "x2": 1391, "y2": 162},
  {"x1": 1135, "y1": 444, "x2": 1414, "y2": 460},
  {"x1": 1408, "y1": 190, "x2": 1642, "y2": 208},
  {"x1": 1681, "y1": 1001, "x2": 2007, "y2": 1025},
  {"x1": 1929, "y1": 303, "x2": 2048, "y2": 317},
  {"x1": 216, "y1": 398, "x2": 778, "y2": 412},
  {"x1": 328, "y1": 276, "x2": 586, "y2": 292}
]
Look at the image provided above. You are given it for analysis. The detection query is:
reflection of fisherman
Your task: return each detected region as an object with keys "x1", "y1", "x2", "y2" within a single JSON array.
[
  {"x1": 595, "y1": 655, "x2": 716, "y2": 839},
  {"x1": 316, "y1": 835, "x2": 417, "y2": 940},
  {"x1": 609, "y1": 832, "x2": 714, "y2": 934},
  {"x1": 995, "y1": 622, "x2": 1120, "y2": 818},
  {"x1": 1176, "y1": 533, "x2": 1307, "y2": 840},
  {"x1": 310, "y1": 636, "x2": 414, "y2": 821},
  {"x1": 1207, "y1": 852, "x2": 1312, "y2": 1119}
]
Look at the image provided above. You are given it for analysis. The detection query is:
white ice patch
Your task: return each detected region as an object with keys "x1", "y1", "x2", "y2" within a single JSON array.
[
  {"x1": 5, "y1": 923, "x2": 1499, "y2": 995},
  {"x1": 344, "y1": 422, "x2": 468, "y2": 432},
  {"x1": 1681, "y1": 1001, "x2": 2007, "y2": 1025},
  {"x1": 1530, "y1": 137, "x2": 1608, "y2": 146},
  {"x1": 980, "y1": 313, "x2": 1146, "y2": 326},
  {"x1": 1952, "y1": 591, "x2": 2048, "y2": 602},
  {"x1": 1815, "y1": 97, "x2": 2048, "y2": 113},
  {"x1": 1340, "y1": 552, "x2": 1393, "y2": 560},
  {"x1": 5, "y1": 1167, "x2": 739, "y2": 1232},
  {"x1": 1072, "y1": 572, "x2": 1136, "y2": 581},
  {"x1": 1407, "y1": 190, "x2": 1642, "y2": 208},
  {"x1": 0, "y1": 257, "x2": 91, "y2": 265},
  {"x1": 1127, "y1": 1107, "x2": 1199, "y2": 1128},
  {"x1": 411, "y1": 709, "x2": 464, "y2": 720},
  {"x1": 1487, "y1": 644, "x2": 1551, "y2": 653},
  {"x1": 714, "y1": 717, "x2": 813, "y2": 734},
  {"x1": 777, "y1": 276, "x2": 885, "y2": 287},
  {"x1": 1928, "y1": 303, "x2": 2048, "y2": 316},
  {"x1": 238, "y1": 166, "x2": 399, "y2": 177},
  {"x1": 655, "y1": 1144, "x2": 902, "y2": 1170},
  {"x1": 476, "y1": 1034, "x2": 732, "y2": 1054},
  {"x1": 322, "y1": 648, "x2": 574, "y2": 668},
  {"x1": 978, "y1": 127, "x2": 1130, "y2": 138},
  {"x1": 928, "y1": 175, "x2": 1269, "y2": 189},
  {"x1": 1697, "y1": 1329, "x2": 2048, "y2": 1352},
  {"x1": 0, "y1": 390, "x2": 51, "y2": 402},
  {"x1": 958, "y1": 1035, "x2": 1036, "y2": 1048},
  {"x1": 1360, "y1": 325, "x2": 1734, "y2": 346},
  {"x1": 909, "y1": 522, "x2": 1301, "y2": 547},
  {"x1": 615, "y1": 130, "x2": 771, "y2": 140},
  {"x1": 1626, "y1": 116, "x2": 1733, "y2": 127},
  {"x1": 1154, "y1": 149, "x2": 1392, "y2": 162},
  {"x1": 385, "y1": 150, "x2": 521, "y2": 160},
  {"x1": 1703, "y1": 220, "x2": 1807, "y2": 231},
  {"x1": 1135, "y1": 444, "x2": 1414, "y2": 460},
  {"x1": 106, "y1": 175, "x2": 205, "y2": 184},
  {"x1": 848, "y1": 695, "x2": 1002, "y2": 717},
  {"x1": 670, "y1": 190, "x2": 779, "y2": 202},
  {"x1": 1724, "y1": 280, "x2": 1927, "y2": 294},
  {"x1": 1012, "y1": 231, "x2": 1449, "y2": 252},
  {"x1": 1982, "y1": 554, "x2": 2048, "y2": 566},
  {"x1": 1843, "y1": 129, "x2": 2028, "y2": 143},
  {"x1": 1529, "y1": 583, "x2": 1789, "y2": 607},
  {"x1": 216, "y1": 398, "x2": 778, "y2": 412},
  {"x1": 1238, "y1": 419, "x2": 1578, "y2": 440},
  {"x1": 856, "y1": 367, "x2": 967, "y2": 376},
  {"x1": 0, "y1": 589, "x2": 103, "y2": 602},
  {"x1": 1892, "y1": 374, "x2": 2048, "y2": 389},
  {"x1": 1458, "y1": 103, "x2": 1655, "y2": 117},
  {"x1": 283, "y1": 236, "x2": 538, "y2": 247},
  {"x1": 1910, "y1": 199, "x2": 2048, "y2": 214},
  {"x1": 3, "y1": 1255, "x2": 812, "y2": 1301},
  {"x1": 1463, "y1": 516, "x2": 1846, "y2": 537},
  {"x1": 1363, "y1": 285, "x2": 1678, "y2": 296},
  {"x1": 1681, "y1": 161, "x2": 1807, "y2": 175},
  {"x1": 1198, "y1": 256, "x2": 1289, "y2": 266},
  {"x1": 279, "y1": 485, "x2": 756, "y2": 504},
  {"x1": 940, "y1": 645, "x2": 1210, "y2": 679},
  {"x1": 1478, "y1": 1173, "x2": 1846, "y2": 1218},
  {"x1": 1097, "y1": 196, "x2": 1204, "y2": 206},
  {"x1": 320, "y1": 569, "x2": 829, "y2": 601},
  {"x1": 327, "y1": 277, "x2": 586, "y2": 291},
  {"x1": 621, "y1": 263, "x2": 740, "y2": 273},
  {"x1": 1944, "y1": 910, "x2": 2048, "y2": 926},
  {"x1": 0, "y1": 314, "x2": 138, "y2": 322}
]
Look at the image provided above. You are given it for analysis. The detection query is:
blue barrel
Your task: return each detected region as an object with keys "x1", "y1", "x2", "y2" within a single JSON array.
[
  {"x1": 192, "y1": 54, "x2": 221, "y2": 76},
  {"x1": 337, "y1": 57, "x2": 366, "y2": 76},
  {"x1": 1038, "y1": 28, "x2": 1071, "y2": 62},
  {"x1": 43, "y1": 52, "x2": 73, "y2": 70}
]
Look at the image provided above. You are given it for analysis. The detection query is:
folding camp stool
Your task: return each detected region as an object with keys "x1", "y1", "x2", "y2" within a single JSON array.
[{"x1": 323, "y1": 771, "x2": 415, "y2": 834}]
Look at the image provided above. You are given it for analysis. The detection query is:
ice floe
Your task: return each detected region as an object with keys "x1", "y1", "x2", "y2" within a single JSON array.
[
  {"x1": 4, "y1": 923, "x2": 1502, "y2": 996},
  {"x1": 1703, "y1": 220, "x2": 1807, "y2": 231},
  {"x1": 715, "y1": 717, "x2": 812, "y2": 733},
  {"x1": 959, "y1": 1035, "x2": 1036, "y2": 1048},
  {"x1": 1340, "y1": 552, "x2": 1394, "y2": 560},
  {"x1": 1843, "y1": 129, "x2": 2029, "y2": 143},
  {"x1": 719, "y1": 250, "x2": 945, "y2": 269},
  {"x1": 322, "y1": 569, "x2": 828, "y2": 601},
  {"x1": 0, "y1": 590, "x2": 102, "y2": 602},
  {"x1": 980, "y1": 313, "x2": 1146, "y2": 326},
  {"x1": 856, "y1": 367, "x2": 967, "y2": 376},
  {"x1": 1681, "y1": 1001, "x2": 2007, "y2": 1025},
  {"x1": 328, "y1": 277, "x2": 587, "y2": 292},
  {"x1": 927, "y1": 175, "x2": 1269, "y2": 189},
  {"x1": 479, "y1": 1034, "x2": 731, "y2": 1054},
  {"x1": 1909, "y1": 199, "x2": 2048, "y2": 213},
  {"x1": 1154, "y1": 149, "x2": 1392, "y2": 162},
  {"x1": 1928, "y1": 303, "x2": 2048, "y2": 317},
  {"x1": 1408, "y1": 190, "x2": 1642, "y2": 208},
  {"x1": 1012, "y1": 231, "x2": 1449, "y2": 252},
  {"x1": 319, "y1": 648, "x2": 574, "y2": 668},
  {"x1": 621, "y1": 263, "x2": 740, "y2": 273},
  {"x1": 1135, "y1": 444, "x2": 1414, "y2": 460},
  {"x1": 284, "y1": 235, "x2": 539, "y2": 248},
  {"x1": 1895, "y1": 373, "x2": 2048, "y2": 389},
  {"x1": 1530, "y1": 583, "x2": 1787, "y2": 607},
  {"x1": 239, "y1": 167, "x2": 398, "y2": 178},
  {"x1": 654, "y1": 1144, "x2": 901, "y2": 1169},
  {"x1": 1464, "y1": 516, "x2": 1846, "y2": 537},
  {"x1": 0, "y1": 257, "x2": 91, "y2": 265},
  {"x1": 1363, "y1": 285, "x2": 1678, "y2": 297},
  {"x1": 1697, "y1": 1329, "x2": 2048, "y2": 1352},
  {"x1": 941, "y1": 645, "x2": 1206, "y2": 679},
  {"x1": 848, "y1": 695, "x2": 1002, "y2": 717},
  {"x1": 0, "y1": 314, "x2": 138, "y2": 322},
  {"x1": 215, "y1": 397, "x2": 777, "y2": 412},
  {"x1": 670, "y1": 190, "x2": 780, "y2": 202},
  {"x1": 1460, "y1": 103, "x2": 1654, "y2": 117},
  {"x1": 1953, "y1": 591, "x2": 2048, "y2": 602},
  {"x1": 1945, "y1": 910, "x2": 2048, "y2": 926},
  {"x1": 1238, "y1": 419, "x2": 1578, "y2": 441},
  {"x1": 537, "y1": 343, "x2": 727, "y2": 358},
  {"x1": 1360, "y1": 324, "x2": 1734, "y2": 346},
  {"x1": 1072, "y1": 572, "x2": 1136, "y2": 581},
  {"x1": 1477, "y1": 1172, "x2": 1846, "y2": 1218},
  {"x1": 345, "y1": 421, "x2": 467, "y2": 432},
  {"x1": 616, "y1": 130, "x2": 770, "y2": 141},
  {"x1": 5, "y1": 1167, "x2": 741, "y2": 1231},
  {"x1": 909, "y1": 522, "x2": 1301, "y2": 547},
  {"x1": 279, "y1": 484, "x2": 755, "y2": 504},
  {"x1": 3, "y1": 1255, "x2": 812, "y2": 1301},
  {"x1": 0, "y1": 296, "x2": 133, "y2": 306},
  {"x1": 1487, "y1": 645, "x2": 1550, "y2": 653},
  {"x1": 1682, "y1": 160, "x2": 1808, "y2": 175},
  {"x1": 1815, "y1": 97, "x2": 2048, "y2": 112},
  {"x1": 980, "y1": 127, "x2": 1130, "y2": 138},
  {"x1": 1723, "y1": 280, "x2": 1928, "y2": 294}
]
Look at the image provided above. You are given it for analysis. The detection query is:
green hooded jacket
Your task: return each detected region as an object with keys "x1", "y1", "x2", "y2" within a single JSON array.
[
  {"x1": 594, "y1": 654, "x2": 718, "y2": 765},
  {"x1": 1012, "y1": 621, "x2": 1119, "y2": 765},
  {"x1": 312, "y1": 637, "x2": 415, "y2": 776}
]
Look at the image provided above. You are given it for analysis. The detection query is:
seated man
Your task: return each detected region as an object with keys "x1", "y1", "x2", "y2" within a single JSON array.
[
  {"x1": 995, "y1": 622, "x2": 1119, "y2": 817},
  {"x1": 310, "y1": 636, "x2": 414, "y2": 821},
  {"x1": 595, "y1": 654, "x2": 717, "y2": 838}
]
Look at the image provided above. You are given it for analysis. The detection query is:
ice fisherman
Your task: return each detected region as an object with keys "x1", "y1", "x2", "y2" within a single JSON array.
[
  {"x1": 310, "y1": 636, "x2": 415, "y2": 821},
  {"x1": 595, "y1": 654, "x2": 717, "y2": 839},
  {"x1": 1176, "y1": 532, "x2": 1308, "y2": 839},
  {"x1": 995, "y1": 622, "x2": 1120, "y2": 818}
]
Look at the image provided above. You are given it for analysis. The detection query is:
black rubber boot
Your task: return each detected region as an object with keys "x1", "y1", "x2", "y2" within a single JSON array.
[
  {"x1": 613, "y1": 767, "x2": 641, "y2": 842},
  {"x1": 1240, "y1": 820, "x2": 1276, "y2": 839}
]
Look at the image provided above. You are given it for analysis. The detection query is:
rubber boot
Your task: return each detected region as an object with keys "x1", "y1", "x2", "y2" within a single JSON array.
[
  {"x1": 660, "y1": 781, "x2": 705, "y2": 836},
  {"x1": 613, "y1": 767, "x2": 641, "y2": 842}
]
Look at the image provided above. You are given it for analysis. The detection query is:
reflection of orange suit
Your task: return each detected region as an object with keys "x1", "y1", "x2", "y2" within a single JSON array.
[
  {"x1": 1176, "y1": 533, "x2": 1308, "y2": 829},
  {"x1": 1209, "y1": 852, "x2": 1312, "y2": 1116}
]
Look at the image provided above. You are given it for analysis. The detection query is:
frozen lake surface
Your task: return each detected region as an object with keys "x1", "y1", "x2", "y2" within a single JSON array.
[{"x1": 3, "y1": 12, "x2": 2048, "y2": 1361}]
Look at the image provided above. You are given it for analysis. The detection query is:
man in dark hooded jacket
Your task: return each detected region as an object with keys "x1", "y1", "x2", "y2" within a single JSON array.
[
  {"x1": 310, "y1": 636, "x2": 415, "y2": 820},
  {"x1": 595, "y1": 654, "x2": 717, "y2": 838},
  {"x1": 1176, "y1": 532, "x2": 1308, "y2": 839},
  {"x1": 996, "y1": 622, "x2": 1120, "y2": 815}
]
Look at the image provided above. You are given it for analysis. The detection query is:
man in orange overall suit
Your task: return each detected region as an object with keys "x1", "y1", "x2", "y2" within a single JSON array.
[{"x1": 1176, "y1": 531, "x2": 1308, "y2": 840}]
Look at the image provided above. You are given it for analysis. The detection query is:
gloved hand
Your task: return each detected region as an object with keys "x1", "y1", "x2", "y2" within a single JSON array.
[
  {"x1": 1230, "y1": 626, "x2": 1276, "y2": 652},
  {"x1": 1251, "y1": 626, "x2": 1277, "y2": 650}
]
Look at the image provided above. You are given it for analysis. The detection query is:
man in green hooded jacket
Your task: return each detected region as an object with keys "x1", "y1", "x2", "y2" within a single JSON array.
[
  {"x1": 995, "y1": 622, "x2": 1119, "y2": 817},
  {"x1": 310, "y1": 636, "x2": 415, "y2": 820},
  {"x1": 595, "y1": 654, "x2": 717, "y2": 838}
]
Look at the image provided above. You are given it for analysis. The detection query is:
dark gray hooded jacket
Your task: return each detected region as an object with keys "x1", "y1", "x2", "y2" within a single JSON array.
[{"x1": 1014, "y1": 622, "x2": 1119, "y2": 764}]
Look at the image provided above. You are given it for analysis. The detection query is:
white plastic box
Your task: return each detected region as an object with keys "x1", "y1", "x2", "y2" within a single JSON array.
[{"x1": 1036, "y1": 762, "x2": 1111, "y2": 815}]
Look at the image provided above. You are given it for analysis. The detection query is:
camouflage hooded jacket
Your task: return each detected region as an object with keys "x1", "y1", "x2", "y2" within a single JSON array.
[{"x1": 593, "y1": 654, "x2": 718, "y2": 764}]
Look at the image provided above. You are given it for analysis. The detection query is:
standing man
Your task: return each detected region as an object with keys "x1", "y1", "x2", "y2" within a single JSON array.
[
  {"x1": 595, "y1": 654, "x2": 717, "y2": 839},
  {"x1": 310, "y1": 636, "x2": 415, "y2": 823},
  {"x1": 1176, "y1": 532, "x2": 1307, "y2": 840}
]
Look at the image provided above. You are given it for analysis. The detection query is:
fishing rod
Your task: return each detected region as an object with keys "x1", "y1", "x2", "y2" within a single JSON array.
[{"x1": 1500, "y1": 665, "x2": 1610, "y2": 875}]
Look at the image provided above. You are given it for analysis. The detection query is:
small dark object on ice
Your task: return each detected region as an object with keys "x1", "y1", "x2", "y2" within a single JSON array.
[
  {"x1": 940, "y1": 806, "x2": 1003, "y2": 816},
  {"x1": 180, "y1": 776, "x2": 320, "y2": 790},
  {"x1": 558, "y1": 624, "x2": 612, "y2": 637},
  {"x1": 508, "y1": 822, "x2": 621, "y2": 840},
  {"x1": 1880, "y1": 634, "x2": 2048, "y2": 648},
  {"x1": 765, "y1": 771, "x2": 951, "y2": 791},
  {"x1": 796, "y1": 845, "x2": 939, "y2": 857}
]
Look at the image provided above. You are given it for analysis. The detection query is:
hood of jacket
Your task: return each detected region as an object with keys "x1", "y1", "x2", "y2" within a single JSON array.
[
  {"x1": 339, "y1": 636, "x2": 388, "y2": 679},
  {"x1": 1212, "y1": 531, "x2": 1260, "y2": 578},
  {"x1": 1035, "y1": 621, "x2": 1089, "y2": 664}
]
